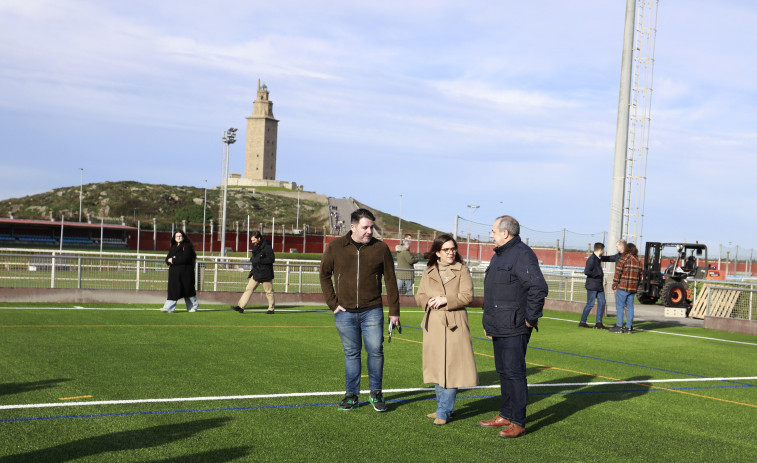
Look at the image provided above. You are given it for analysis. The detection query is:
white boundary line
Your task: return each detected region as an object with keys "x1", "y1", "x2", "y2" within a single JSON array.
[
  {"x1": 1, "y1": 376, "x2": 755, "y2": 411},
  {"x1": 542, "y1": 316, "x2": 757, "y2": 346}
]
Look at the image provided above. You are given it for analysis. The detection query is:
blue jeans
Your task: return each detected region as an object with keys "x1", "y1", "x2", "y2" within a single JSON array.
[
  {"x1": 492, "y1": 333, "x2": 531, "y2": 427},
  {"x1": 615, "y1": 289, "x2": 635, "y2": 329},
  {"x1": 434, "y1": 384, "x2": 457, "y2": 421},
  {"x1": 580, "y1": 290, "x2": 606, "y2": 323},
  {"x1": 334, "y1": 308, "x2": 384, "y2": 395},
  {"x1": 162, "y1": 296, "x2": 199, "y2": 312},
  {"x1": 398, "y1": 279, "x2": 414, "y2": 296}
]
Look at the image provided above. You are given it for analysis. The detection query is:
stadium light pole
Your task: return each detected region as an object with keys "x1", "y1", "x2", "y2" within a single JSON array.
[
  {"x1": 398, "y1": 194, "x2": 403, "y2": 239},
  {"x1": 202, "y1": 179, "x2": 207, "y2": 256},
  {"x1": 220, "y1": 128, "x2": 238, "y2": 258},
  {"x1": 296, "y1": 187, "x2": 300, "y2": 231},
  {"x1": 466, "y1": 205, "x2": 479, "y2": 266},
  {"x1": 79, "y1": 168, "x2": 84, "y2": 222}
]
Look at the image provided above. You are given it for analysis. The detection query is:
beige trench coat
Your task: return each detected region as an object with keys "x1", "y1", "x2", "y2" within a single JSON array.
[{"x1": 415, "y1": 262, "x2": 478, "y2": 388}]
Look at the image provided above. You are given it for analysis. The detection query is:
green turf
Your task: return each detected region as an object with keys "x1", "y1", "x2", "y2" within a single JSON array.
[{"x1": 0, "y1": 306, "x2": 755, "y2": 462}]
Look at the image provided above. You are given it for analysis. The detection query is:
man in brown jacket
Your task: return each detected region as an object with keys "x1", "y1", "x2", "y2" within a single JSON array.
[{"x1": 320, "y1": 208, "x2": 400, "y2": 412}]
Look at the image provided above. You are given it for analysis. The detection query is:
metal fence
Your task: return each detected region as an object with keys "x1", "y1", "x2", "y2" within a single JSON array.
[
  {"x1": 0, "y1": 250, "x2": 591, "y2": 304},
  {"x1": 10, "y1": 250, "x2": 757, "y2": 319},
  {"x1": 0, "y1": 251, "x2": 322, "y2": 294}
]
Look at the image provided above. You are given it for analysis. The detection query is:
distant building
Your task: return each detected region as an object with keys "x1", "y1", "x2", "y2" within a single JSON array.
[{"x1": 228, "y1": 80, "x2": 300, "y2": 191}]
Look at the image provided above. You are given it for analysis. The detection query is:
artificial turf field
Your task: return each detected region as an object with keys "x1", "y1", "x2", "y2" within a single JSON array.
[{"x1": 0, "y1": 304, "x2": 755, "y2": 462}]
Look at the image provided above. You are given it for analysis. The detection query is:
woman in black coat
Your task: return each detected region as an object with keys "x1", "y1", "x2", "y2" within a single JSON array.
[
  {"x1": 161, "y1": 231, "x2": 200, "y2": 313},
  {"x1": 231, "y1": 231, "x2": 276, "y2": 314}
]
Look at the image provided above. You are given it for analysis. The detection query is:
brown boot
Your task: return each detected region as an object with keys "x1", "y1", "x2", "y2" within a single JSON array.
[
  {"x1": 479, "y1": 415, "x2": 511, "y2": 428},
  {"x1": 594, "y1": 322, "x2": 609, "y2": 330},
  {"x1": 433, "y1": 418, "x2": 447, "y2": 426},
  {"x1": 578, "y1": 322, "x2": 592, "y2": 328},
  {"x1": 498, "y1": 423, "x2": 526, "y2": 438}
]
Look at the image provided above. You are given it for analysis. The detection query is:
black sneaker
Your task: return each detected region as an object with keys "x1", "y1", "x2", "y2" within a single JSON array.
[
  {"x1": 609, "y1": 325, "x2": 623, "y2": 333},
  {"x1": 622, "y1": 327, "x2": 633, "y2": 334},
  {"x1": 339, "y1": 393, "x2": 359, "y2": 411},
  {"x1": 369, "y1": 390, "x2": 387, "y2": 412},
  {"x1": 230, "y1": 306, "x2": 244, "y2": 313}
]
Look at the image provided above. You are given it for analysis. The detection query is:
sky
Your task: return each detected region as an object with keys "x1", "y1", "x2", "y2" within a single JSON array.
[{"x1": 1, "y1": 0, "x2": 755, "y2": 253}]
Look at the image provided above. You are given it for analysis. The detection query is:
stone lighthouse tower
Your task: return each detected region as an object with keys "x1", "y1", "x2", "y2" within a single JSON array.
[{"x1": 244, "y1": 80, "x2": 279, "y2": 180}]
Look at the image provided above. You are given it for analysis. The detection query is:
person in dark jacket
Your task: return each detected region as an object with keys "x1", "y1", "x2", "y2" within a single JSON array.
[
  {"x1": 231, "y1": 231, "x2": 275, "y2": 314},
  {"x1": 579, "y1": 242, "x2": 609, "y2": 329},
  {"x1": 478, "y1": 216, "x2": 548, "y2": 439},
  {"x1": 319, "y1": 208, "x2": 400, "y2": 412},
  {"x1": 601, "y1": 239, "x2": 626, "y2": 263},
  {"x1": 161, "y1": 231, "x2": 199, "y2": 313}
]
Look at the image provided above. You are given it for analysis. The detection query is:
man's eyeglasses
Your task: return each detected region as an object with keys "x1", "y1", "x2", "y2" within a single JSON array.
[{"x1": 440, "y1": 247, "x2": 457, "y2": 254}]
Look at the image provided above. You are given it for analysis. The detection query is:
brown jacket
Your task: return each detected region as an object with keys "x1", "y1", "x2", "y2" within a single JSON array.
[
  {"x1": 320, "y1": 234, "x2": 400, "y2": 316},
  {"x1": 416, "y1": 262, "x2": 478, "y2": 388}
]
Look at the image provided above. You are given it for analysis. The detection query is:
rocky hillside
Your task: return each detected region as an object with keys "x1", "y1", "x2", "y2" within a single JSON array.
[
  {"x1": 0, "y1": 181, "x2": 441, "y2": 237},
  {"x1": 0, "y1": 181, "x2": 329, "y2": 232}
]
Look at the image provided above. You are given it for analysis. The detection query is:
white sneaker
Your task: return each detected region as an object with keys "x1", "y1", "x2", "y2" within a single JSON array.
[{"x1": 188, "y1": 308, "x2": 197, "y2": 313}]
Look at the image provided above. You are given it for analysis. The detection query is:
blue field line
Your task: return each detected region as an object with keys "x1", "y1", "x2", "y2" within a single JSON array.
[
  {"x1": 1, "y1": 384, "x2": 753, "y2": 423},
  {"x1": 392, "y1": 322, "x2": 756, "y2": 388}
]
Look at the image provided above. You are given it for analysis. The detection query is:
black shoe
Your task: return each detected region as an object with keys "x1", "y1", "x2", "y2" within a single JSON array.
[
  {"x1": 609, "y1": 325, "x2": 623, "y2": 333},
  {"x1": 369, "y1": 390, "x2": 387, "y2": 412},
  {"x1": 339, "y1": 393, "x2": 359, "y2": 411},
  {"x1": 622, "y1": 326, "x2": 633, "y2": 334},
  {"x1": 578, "y1": 322, "x2": 592, "y2": 328},
  {"x1": 231, "y1": 306, "x2": 244, "y2": 313},
  {"x1": 266, "y1": 310, "x2": 275, "y2": 314}
]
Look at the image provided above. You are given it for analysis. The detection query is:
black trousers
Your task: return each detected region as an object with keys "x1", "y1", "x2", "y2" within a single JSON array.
[{"x1": 492, "y1": 332, "x2": 531, "y2": 427}]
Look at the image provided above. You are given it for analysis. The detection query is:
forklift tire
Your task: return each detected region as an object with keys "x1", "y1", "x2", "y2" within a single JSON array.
[
  {"x1": 637, "y1": 294, "x2": 658, "y2": 305},
  {"x1": 661, "y1": 280, "x2": 688, "y2": 308}
]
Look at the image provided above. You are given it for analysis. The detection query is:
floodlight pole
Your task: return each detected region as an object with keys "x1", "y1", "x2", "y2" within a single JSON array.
[
  {"x1": 608, "y1": 0, "x2": 636, "y2": 256},
  {"x1": 296, "y1": 188, "x2": 301, "y2": 230},
  {"x1": 466, "y1": 205, "x2": 479, "y2": 266},
  {"x1": 220, "y1": 128, "x2": 237, "y2": 258},
  {"x1": 399, "y1": 194, "x2": 403, "y2": 239},
  {"x1": 202, "y1": 179, "x2": 207, "y2": 256},
  {"x1": 79, "y1": 168, "x2": 84, "y2": 222}
]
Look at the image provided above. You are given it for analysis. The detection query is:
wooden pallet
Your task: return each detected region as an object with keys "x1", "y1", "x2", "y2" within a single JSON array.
[{"x1": 689, "y1": 284, "x2": 741, "y2": 319}]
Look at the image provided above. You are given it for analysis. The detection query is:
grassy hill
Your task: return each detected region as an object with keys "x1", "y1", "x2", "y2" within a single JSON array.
[
  {"x1": 0, "y1": 181, "x2": 328, "y2": 233},
  {"x1": 0, "y1": 181, "x2": 442, "y2": 238}
]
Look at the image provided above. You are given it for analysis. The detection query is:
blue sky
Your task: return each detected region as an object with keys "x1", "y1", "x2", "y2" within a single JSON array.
[{"x1": 1, "y1": 0, "x2": 755, "y2": 252}]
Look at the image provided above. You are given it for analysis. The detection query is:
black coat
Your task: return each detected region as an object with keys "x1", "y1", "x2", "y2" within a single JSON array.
[
  {"x1": 248, "y1": 239, "x2": 275, "y2": 282},
  {"x1": 482, "y1": 236, "x2": 549, "y2": 337},
  {"x1": 165, "y1": 242, "x2": 197, "y2": 300},
  {"x1": 584, "y1": 253, "x2": 604, "y2": 291}
]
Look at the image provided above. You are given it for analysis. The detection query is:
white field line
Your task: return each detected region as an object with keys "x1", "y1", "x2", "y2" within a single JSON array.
[
  {"x1": 542, "y1": 316, "x2": 757, "y2": 346},
  {"x1": 1, "y1": 377, "x2": 755, "y2": 411}
]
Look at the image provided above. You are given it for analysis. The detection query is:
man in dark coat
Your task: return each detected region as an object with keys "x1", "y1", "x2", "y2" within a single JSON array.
[
  {"x1": 161, "y1": 231, "x2": 199, "y2": 313},
  {"x1": 478, "y1": 216, "x2": 548, "y2": 439},
  {"x1": 579, "y1": 242, "x2": 609, "y2": 329},
  {"x1": 231, "y1": 231, "x2": 276, "y2": 314}
]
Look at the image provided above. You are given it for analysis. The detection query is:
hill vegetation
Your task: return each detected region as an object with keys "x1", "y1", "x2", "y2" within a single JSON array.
[
  {"x1": 0, "y1": 181, "x2": 327, "y2": 232},
  {"x1": 0, "y1": 181, "x2": 443, "y2": 238}
]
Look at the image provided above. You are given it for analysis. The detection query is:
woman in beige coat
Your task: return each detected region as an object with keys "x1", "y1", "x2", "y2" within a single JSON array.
[{"x1": 416, "y1": 233, "x2": 478, "y2": 425}]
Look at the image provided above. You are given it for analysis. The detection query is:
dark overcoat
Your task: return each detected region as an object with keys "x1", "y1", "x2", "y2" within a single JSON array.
[
  {"x1": 248, "y1": 239, "x2": 275, "y2": 282},
  {"x1": 584, "y1": 253, "x2": 604, "y2": 291},
  {"x1": 165, "y1": 242, "x2": 197, "y2": 300}
]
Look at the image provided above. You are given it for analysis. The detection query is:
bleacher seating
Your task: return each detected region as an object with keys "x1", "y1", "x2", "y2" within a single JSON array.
[
  {"x1": 15, "y1": 234, "x2": 57, "y2": 243},
  {"x1": 61, "y1": 236, "x2": 95, "y2": 244},
  {"x1": 0, "y1": 233, "x2": 16, "y2": 241}
]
